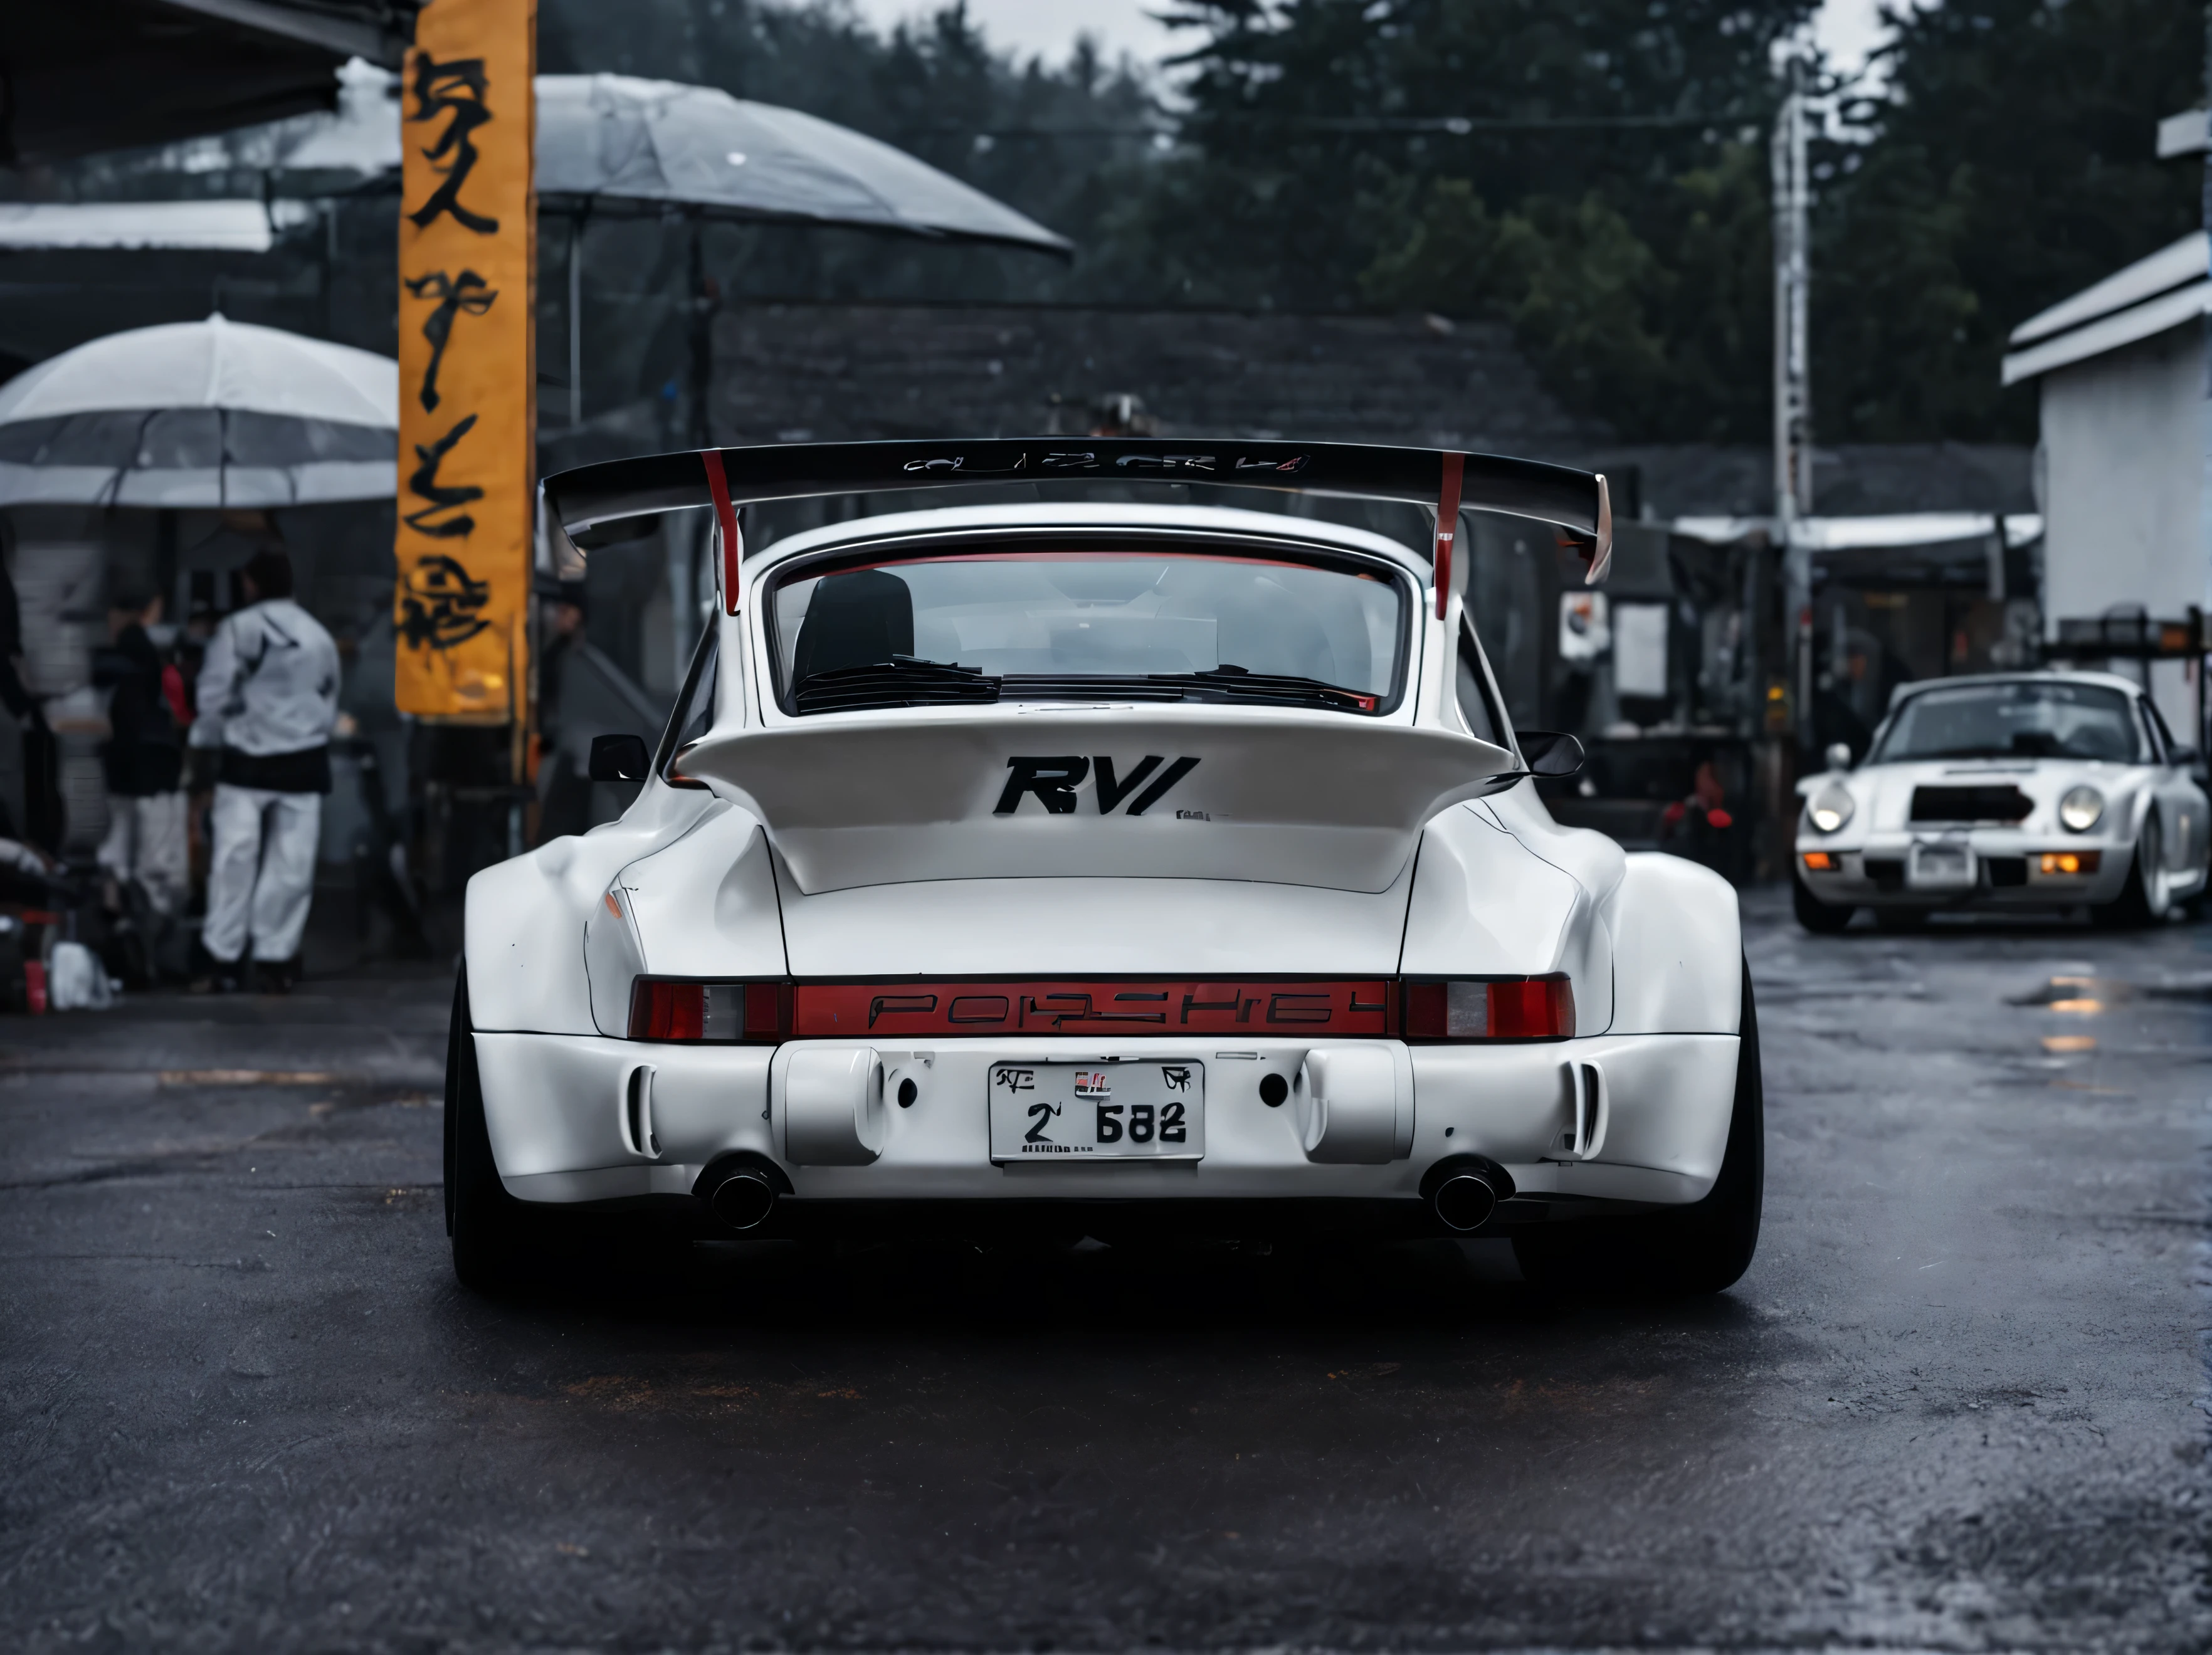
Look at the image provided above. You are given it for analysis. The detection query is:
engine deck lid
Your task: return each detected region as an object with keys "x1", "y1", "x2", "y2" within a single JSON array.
[{"x1": 676, "y1": 707, "x2": 1519, "y2": 895}]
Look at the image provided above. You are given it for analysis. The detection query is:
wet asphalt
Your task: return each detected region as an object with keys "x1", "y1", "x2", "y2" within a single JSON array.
[{"x1": 0, "y1": 888, "x2": 2206, "y2": 1653}]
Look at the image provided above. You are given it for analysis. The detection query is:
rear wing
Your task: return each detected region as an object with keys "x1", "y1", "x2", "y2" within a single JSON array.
[{"x1": 540, "y1": 437, "x2": 1614, "y2": 603}]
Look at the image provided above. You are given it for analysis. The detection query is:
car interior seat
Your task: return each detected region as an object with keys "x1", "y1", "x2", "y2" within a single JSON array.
[{"x1": 791, "y1": 569, "x2": 916, "y2": 681}]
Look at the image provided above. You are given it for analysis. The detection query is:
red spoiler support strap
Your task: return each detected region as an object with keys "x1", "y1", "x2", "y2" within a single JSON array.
[
  {"x1": 702, "y1": 448, "x2": 742, "y2": 614},
  {"x1": 1434, "y1": 451, "x2": 1464, "y2": 620}
]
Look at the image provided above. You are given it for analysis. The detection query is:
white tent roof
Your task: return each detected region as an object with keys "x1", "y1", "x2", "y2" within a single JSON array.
[
  {"x1": 1672, "y1": 513, "x2": 2043, "y2": 550},
  {"x1": 0, "y1": 201, "x2": 275, "y2": 252}
]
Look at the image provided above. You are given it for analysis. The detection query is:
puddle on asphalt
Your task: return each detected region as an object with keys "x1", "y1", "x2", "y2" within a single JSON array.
[
  {"x1": 2009, "y1": 976, "x2": 2133, "y2": 1010},
  {"x1": 2011, "y1": 965, "x2": 2212, "y2": 1063}
]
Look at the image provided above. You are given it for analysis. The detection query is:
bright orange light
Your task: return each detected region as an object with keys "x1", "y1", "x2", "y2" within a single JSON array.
[
  {"x1": 2041, "y1": 1035, "x2": 2097, "y2": 1053},
  {"x1": 2040, "y1": 851, "x2": 2100, "y2": 875},
  {"x1": 1801, "y1": 851, "x2": 1836, "y2": 872}
]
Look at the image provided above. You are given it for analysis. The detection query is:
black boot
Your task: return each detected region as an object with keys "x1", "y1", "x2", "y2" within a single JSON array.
[{"x1": 187, "y1": 938, "x2": 241, "y2": 994}]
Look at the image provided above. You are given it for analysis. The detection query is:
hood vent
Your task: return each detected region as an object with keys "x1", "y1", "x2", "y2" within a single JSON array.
[{"x1": 1910, "y1": 784, "x2": 2033, "y2": 824}]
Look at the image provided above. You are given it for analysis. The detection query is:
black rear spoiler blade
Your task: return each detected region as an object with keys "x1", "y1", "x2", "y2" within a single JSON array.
[{"x1": 542, "y1": 437, "x2": 1613, "y2": 580}]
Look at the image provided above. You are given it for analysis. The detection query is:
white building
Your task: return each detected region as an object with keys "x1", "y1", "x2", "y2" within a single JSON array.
[{"x1": 2000, "y1": 228, "x2": 2209, "y2": 737}]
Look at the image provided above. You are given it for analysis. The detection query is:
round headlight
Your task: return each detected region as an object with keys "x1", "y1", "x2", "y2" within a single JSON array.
[
  {"x1": 1808, "y1": 784, "x2": 1855, "y2": 834},
  {"x1": 2058, "y1": 785, "x2": 2104, "y2": 833}
]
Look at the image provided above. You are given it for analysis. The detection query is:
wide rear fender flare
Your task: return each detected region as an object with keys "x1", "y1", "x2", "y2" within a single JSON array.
[{"x1": 1603, "y1": 853, "x2": 1744, "y2": 1036}]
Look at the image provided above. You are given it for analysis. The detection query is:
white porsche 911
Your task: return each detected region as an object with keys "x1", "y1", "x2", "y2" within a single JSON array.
[
  {"x1": 447, "y1": 439, "x2": 1760, "y2": 1295},
  {"x1": 1793, "y1": 670, "x2": 2210, "y2": 932}
]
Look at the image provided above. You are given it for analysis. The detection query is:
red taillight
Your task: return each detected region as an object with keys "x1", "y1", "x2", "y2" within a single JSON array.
[
  {"x1": 628, "y1": 980, "x2": 791, "y2": 1043},
  {"x1": 1403, "y1": 975, "x2": 1574, "y2": 1041},
  {"x1": 630, "y1": 980, "x2": 703, "y2": 1041}
]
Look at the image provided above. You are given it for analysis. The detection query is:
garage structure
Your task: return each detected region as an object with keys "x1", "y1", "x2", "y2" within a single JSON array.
[{"x1": 2000, "y1": 228, "x2": 2210, "y2": 740}]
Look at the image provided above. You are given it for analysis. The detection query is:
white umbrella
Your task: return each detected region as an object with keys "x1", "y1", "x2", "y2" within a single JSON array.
[
  {"x1": 533, "y1": 75, "x2": 1072, "y2": 255},
  {"x1": 282, "y1": 65, "x2": 1072, "y2": 255},
  {"x1": 0, "y1": 312, "x2": 398, "y2": 507},
  {"x1": 279, "y1": 66, "x2": 1073, "y2": 433}
]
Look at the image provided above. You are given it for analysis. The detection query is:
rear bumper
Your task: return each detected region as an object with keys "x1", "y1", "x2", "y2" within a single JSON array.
[
  {"x1": 1793, "y1": 832, "x2": 2132, "y2": 906},
  {"x1": 473, "y1": 1031, "x2": 1741, "y2": 1220}
]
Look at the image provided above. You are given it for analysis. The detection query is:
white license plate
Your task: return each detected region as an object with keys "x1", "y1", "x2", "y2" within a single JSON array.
[
  {"x1": 1909, "y1": 843, "x2": 1975, "y2": 888},
  {"x1": 988, "y1": 1061, "x2": 1204, "y2": 1162}
]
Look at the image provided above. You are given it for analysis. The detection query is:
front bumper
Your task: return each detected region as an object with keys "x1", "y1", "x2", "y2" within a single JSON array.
[
  {"x1": 1794, "y1": 831, "x2": 2129, "y2": 907},
  {"x1": 473, "y1": 1032, "x2": 1741, "y2": 1222}
]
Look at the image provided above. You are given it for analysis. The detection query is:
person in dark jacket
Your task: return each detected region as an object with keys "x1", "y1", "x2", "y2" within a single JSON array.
[
  {"x1": 93, "y1": 589, "x2": 189, "y2": 915},
  {"x1": 1, "y1": 545, "x2": 61, "y2": 853}
]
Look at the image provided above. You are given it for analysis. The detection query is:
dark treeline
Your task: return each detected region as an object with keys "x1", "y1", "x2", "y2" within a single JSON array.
[{"x1": 542, "y1": 0, "x2": 2201, "y2": 448}]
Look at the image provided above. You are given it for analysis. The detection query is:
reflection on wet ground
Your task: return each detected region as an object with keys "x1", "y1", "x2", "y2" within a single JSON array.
[{"x1": 0, "y1": 895, "x2": 2204, "y2": 1652}]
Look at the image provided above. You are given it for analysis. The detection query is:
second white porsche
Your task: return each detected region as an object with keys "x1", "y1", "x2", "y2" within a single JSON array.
[{"x1": 1794, "y1": 670, "x2": 2209, "y2": 930}]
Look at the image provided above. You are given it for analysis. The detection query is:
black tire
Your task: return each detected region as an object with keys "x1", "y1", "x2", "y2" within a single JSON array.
[
  {"x1": 1515, "y1": 961, "x2": 1764, "y2": 1296},
  {"x1": 445, "y1": 970, "x2": 536, "y2": 1291},
  {"x1": 2092, "y1": 811, "x2": 2161, "y2": 929},
  {"x1": 1793, "y1": 872, "x2": 1853, "y2": 933}
]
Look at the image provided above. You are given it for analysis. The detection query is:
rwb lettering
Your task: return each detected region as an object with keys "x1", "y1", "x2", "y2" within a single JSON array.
[{"x1": 995, "y1": 755, "x2": 1201, "y2": 816}]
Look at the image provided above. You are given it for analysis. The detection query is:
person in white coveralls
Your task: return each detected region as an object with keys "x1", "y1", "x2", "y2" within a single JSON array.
[{"x1": 187, "y1": 547, "x2": 339, "y2": 993}]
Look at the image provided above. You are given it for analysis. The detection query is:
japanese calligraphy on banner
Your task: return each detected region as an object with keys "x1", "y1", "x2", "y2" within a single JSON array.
[{"x1": 393, "y1": 0, "x2": 535, "y2": 720}]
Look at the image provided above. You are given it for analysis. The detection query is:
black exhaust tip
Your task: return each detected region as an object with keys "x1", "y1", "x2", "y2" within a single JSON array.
[
  {"x1": 1433, "y1": 1172, "x2": 1497, "y2": 1232},
  {"x1": 709, "y1": 1170, "x2": 777, "y2": 1231}
]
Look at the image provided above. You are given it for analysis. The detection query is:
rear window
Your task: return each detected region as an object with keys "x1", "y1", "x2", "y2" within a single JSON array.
[{"x1": 767, "y1": 544, "x2": 1409, "y2": 717}]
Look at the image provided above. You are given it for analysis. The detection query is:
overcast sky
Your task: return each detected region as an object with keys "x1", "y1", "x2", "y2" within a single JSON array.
[{"x1": 845, "y1": 0, "x2": 1897, "y2": 77}]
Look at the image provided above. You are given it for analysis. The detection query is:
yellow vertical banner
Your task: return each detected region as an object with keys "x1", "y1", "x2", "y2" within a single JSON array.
[{"x1": 394, "y1": 0, "x2": 535, "y2": 720}]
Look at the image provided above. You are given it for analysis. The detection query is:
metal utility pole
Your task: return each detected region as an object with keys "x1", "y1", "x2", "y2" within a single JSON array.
[
  {"x1": 1772, "y1": 53, "x2": 1814, "y2": 754},
  {"x1": 2201, "y1": 3, "x2": 2211, "y2": 743}
]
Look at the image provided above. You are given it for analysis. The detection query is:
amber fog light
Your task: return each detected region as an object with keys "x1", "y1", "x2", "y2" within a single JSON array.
[
  {"x1": 1801, "y1": 851, "x2": 1836, "y2": 872},
  {"x1": 2039, "y1": 851, "x2": 2101, "y2": 876}
]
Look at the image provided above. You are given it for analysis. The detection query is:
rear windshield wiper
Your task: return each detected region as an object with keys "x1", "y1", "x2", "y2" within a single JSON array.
[
  {"x1": 1148, "y1": 666, "x2": 1379, "y2": 712},
  {"x1": 993, "y1": 669, "x2": 1376, "y2": 712},
  {"x1": 793, "y1": 661, "x2": 1378, "y2": 716},
  {"x1": 791, "y1": 658, "x2": 999, "y2": 714}
]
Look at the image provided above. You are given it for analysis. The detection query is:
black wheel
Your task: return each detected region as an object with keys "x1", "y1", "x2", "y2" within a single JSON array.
[
  {"x1": 1793, "y1": 872, "x2": 1852, "y2": 933},
  {"x1": 2092, "y1": 811, "x2": 2163, "y2": 928},
  {"x1": 1515, "y1": 961, "x2": 1764, "y2": 1296},
  {"x1": 445, "y1": 970, "x2": 536, "y2": 1291}
]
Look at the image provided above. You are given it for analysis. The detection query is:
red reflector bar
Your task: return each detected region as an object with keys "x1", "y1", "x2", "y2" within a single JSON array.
[
  {"x1": 744, "y1": 981, "x2": 793, "y2": 1039},
  {"x1": 1403, "y1": 975, "x2": 1574, "y2": 1041},
  {"x1": 626, "y1": 977, "x2": 1574, "y2": 1041},
  {"x1": 791, "y1": 980, "x2": 1392, "y2": 1037}
]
